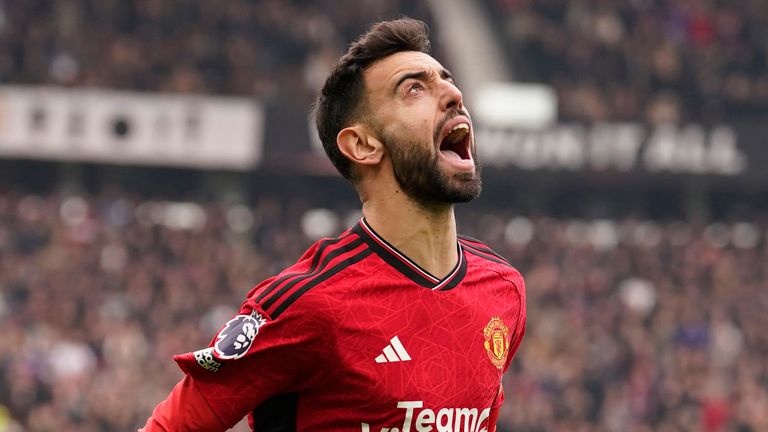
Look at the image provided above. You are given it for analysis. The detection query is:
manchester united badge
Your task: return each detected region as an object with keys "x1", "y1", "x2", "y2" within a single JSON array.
[{"x1": 483, "y1": 316, "x2": 510, "y2": 369}]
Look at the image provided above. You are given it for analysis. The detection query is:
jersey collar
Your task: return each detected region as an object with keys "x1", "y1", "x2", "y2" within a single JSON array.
[{"x1": 353, "y1": 218, "x2": 466, "y2": 291}]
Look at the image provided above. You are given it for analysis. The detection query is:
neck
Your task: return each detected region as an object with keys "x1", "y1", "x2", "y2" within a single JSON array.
[{"x1": 361, "y1": 189, "x2": 458, "y2": 279}]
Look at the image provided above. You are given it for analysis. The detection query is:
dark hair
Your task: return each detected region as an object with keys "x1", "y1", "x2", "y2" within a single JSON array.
[{"x1": 314, "y1": 18, "x2": 431, "y2": 181}]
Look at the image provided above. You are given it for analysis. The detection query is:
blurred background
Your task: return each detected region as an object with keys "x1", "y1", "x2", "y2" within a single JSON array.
[{"x1": 0, "y1": 0, "x2": 767, "y2": 431}]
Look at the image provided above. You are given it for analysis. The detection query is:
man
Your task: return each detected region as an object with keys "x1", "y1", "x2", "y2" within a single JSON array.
[{"x1": 142, "y1": 18, "x2": 525, "y2": 432}]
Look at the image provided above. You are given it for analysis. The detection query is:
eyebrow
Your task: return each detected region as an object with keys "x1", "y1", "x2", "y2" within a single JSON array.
[{"x1": 393, "y1": 68, "x2": 455, "y2": 93}]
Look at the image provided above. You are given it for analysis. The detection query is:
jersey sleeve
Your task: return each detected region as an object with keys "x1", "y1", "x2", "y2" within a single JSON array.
[
  {"x1": 504, "y1": 270, "x2": 527, "y2": 372},
  {"x1": 140, "y1": 375, "x2": 227, "y2": 431},
  {"x1": 488, "y1": 384, "x2": 505, "y2": 432},
  {"x1": 172, "y1": 282, "x2": 335, "y2": 427}
]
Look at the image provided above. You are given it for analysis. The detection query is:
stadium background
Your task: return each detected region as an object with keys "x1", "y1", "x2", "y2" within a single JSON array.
[{"x1": 0, "y1": 0, "x2": 767, "y2": 431}]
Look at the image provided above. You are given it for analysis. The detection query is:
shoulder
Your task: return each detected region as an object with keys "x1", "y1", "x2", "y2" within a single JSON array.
[
  {"x1": 458, "y1": 234, "x2": 513, "y2": 268},
  {"x1": 459, "y1": 235, "x2": 524, "y2": 283},
  {"x1": 245, "y1": 228, "x2": 373, "y2": 320}
]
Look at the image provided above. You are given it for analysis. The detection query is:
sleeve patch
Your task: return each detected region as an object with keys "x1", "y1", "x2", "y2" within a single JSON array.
[
  {"x1": 213, "y1": 313, "x2": 268, "y2": 360},
  {"x1": 194, "y1": 348, "x2": 223, "y2": 373}
]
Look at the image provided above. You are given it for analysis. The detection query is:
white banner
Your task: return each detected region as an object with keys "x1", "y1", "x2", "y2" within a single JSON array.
[
  {"x1": 476, "y1": 123, "x2": 747, "y2": 176},
  {"x1": 0, "y1": 85, "x2": 263, "y2": 170}
]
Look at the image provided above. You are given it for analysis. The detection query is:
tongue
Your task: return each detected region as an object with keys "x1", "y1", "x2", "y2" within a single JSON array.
[{"x1": 441, "y1": 149, "x2": 462, "y2": 160}]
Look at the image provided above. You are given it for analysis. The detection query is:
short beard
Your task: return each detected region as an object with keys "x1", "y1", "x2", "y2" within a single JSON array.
[{"x1": 376, "y1": 123, "x2": 482, "y2": 207}]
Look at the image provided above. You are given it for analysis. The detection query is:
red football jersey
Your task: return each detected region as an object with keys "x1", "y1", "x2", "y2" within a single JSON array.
[{"x1": 174, "y1": 218, "x2": 526, "y2": 431}]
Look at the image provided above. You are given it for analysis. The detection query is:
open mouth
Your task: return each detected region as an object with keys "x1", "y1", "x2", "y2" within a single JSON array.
[{"x1": 439, "y1": 122, "x2": 471, "y2": 161}]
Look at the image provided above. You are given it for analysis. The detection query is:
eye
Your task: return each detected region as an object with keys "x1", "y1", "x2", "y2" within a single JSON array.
[{"x1": 407, "y1": 82, "x2": 424, "y2": 94}]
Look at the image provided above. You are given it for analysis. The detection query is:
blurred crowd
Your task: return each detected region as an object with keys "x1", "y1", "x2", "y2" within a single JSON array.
[
  {"x1": 0, "y1": 189, "x2": 317, "y2": 431},
  {"x1": 5, "y1": 0, "x2": 768, "y2": 124},
  {"x1": 0, "y1": 189, "x2": 766, "y2": 431},
  {"x1": 12, "y1": 0, "x2": 768, "y2": 127},
  {"x1": 0, "y1": 0, "x2": 434, "y2": 102},
  {"x1": 487, "y1": 0, "x2": 768, "y2": 124},
  {"x1": 2, "y1": 1, "x2": 767, "y2": 431},
  {"x1": 465, "y1": 211, "x2": 768, "y2": 432}
]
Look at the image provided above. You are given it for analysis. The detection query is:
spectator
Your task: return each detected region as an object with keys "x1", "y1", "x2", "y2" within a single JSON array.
[
  {"x1": 1, "y1": 0, "x2": 767, "y2": 430},
  {"x1": 1, "y1": 188, "x2": 767, "y2": 430},
  {"x1": 487, "y1": 0, "x2": 768, "y2": 123}
]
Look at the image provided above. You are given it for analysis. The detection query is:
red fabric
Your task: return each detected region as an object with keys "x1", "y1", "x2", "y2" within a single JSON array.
[
  {"x1": 151, "y1": 222, "x2": 527, "y2": 430},
  {"x1": 489, "y1": 385, "x2": 505, "y2": 432},
  {"x1": 702, "y1": 398, "x2": 730, "y2": 432},
  {"x1": 140, "y1": 375, "x2": 227, "y2": 432}
]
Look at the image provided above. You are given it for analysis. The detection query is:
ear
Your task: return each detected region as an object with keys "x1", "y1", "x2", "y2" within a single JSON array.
[{"x1": 337, "y1": 126, "x2": 384, "y2": 167}]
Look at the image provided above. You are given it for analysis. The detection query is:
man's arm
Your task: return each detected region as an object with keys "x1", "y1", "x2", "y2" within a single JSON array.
[
  {"x1": 141, "y1": 240, "x2": 335, "y2": 430},
  {"x1": 140, "y1": 375, "x2": 228, "y2": 432}
]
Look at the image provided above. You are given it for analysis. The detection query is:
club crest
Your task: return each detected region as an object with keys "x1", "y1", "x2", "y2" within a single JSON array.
[
  {"x1": 483, "y1": 316, "x2": 510, "y2": 369},
  {"x1": 213, "y1": 313, "x2": 267, "y2": 360}
]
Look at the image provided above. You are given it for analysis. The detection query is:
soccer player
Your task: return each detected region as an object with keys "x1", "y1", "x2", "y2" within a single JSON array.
[{"x1": 141, "y1": 18, "x2": 526, "y2": 432}]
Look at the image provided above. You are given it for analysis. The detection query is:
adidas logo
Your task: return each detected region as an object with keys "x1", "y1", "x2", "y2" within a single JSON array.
[{"x1": 375, "y1": 336, "x2": 411, "y2": 363}]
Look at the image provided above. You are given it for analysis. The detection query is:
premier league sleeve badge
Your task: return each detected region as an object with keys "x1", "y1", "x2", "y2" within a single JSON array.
[{"x1": 213, "y1": 313, "x2": 268, "y2": 360}]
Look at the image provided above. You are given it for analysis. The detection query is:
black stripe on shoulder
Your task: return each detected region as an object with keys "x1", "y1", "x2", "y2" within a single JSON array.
[
  {"x1": 458, "y1": 234, "x2": 498, "y2": 252},
  {"x1": 458, "y1": 235, "x2": 512, "y2": 265},
  {"x1": 463, "y1": 246, "x2": 511, "y2": 267},
  {"x1": 460, "y1": 242, "x2": 514, "y2": 268},
  {"x1": 261, "y1": 238, "x2": 365, "y2": 311},
  {"x1": 255, "y1": 233, "x2": 353, "y2": 303},
  {"x1": 271, "y1": 248, "x2": 373, "y2": 318},
  {"x1": 251, "y1": 392, "x2": 298, "y2": 432}
]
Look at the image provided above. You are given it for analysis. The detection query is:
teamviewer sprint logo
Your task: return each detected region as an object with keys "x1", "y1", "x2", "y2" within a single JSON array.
[{"x1": 361, "y1": 401, "x2": 491, "y2": 432}]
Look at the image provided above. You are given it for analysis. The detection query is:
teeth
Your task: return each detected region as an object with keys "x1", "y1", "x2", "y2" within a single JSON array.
[
  {"x1": 440, "y1": 122, "x2": 470, "y2": 149},
  {"x1": 443, "y1": 122, "x2": 470, "y2": 146}
]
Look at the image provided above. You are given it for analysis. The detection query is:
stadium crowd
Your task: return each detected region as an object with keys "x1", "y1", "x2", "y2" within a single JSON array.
[
  {"x1": 6, "y1": 0, "x2": 768, "y2": 125},
  {"x1": 0, "y1": 189, "x2": 766, "y2": 431},
  {"x1": 0, "y1": 0, "x2": 434, "y2": 101},
  {"x1": 486, "y1": 0, "x2": 768, "y2": 123},
  {"x1": 2, "y1": 0, "x2": 767, "y2": 431}
]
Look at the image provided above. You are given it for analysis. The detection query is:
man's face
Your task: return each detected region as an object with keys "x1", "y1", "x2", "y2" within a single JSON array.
[{"x1": 363, "y1": 51, "x2": 481, "y2": 206}]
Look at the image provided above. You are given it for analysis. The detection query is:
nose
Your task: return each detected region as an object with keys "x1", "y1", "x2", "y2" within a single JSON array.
[{"x1": 440, "y1": 79, "x2": 464, "y2": 112}]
